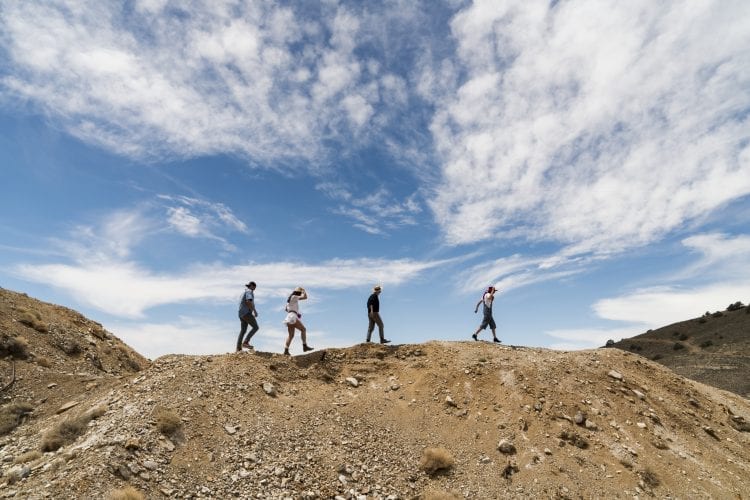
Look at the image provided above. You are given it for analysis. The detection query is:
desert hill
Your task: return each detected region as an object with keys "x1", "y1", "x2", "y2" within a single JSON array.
[
  {"x1": 1, "y1": 290, "x2": 749, "y2": 499},
  {"x1": 610, "y1": 302, "x2": 750, "y2": 398}
]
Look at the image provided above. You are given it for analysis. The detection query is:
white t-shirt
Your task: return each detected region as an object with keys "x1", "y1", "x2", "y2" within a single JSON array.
[
  {"x1": 287, "y1": 295, "x2": 300, "y2": 313},
  {"x1": 483, "y1": 292, "x2": 494, "y2": 309}
]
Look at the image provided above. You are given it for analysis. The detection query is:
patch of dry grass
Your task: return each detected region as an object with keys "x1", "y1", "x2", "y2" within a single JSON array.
[
  {"x1": 107, "y1": 486, "x2": 144, "y2": 500},
  {"x1": 0, "y1": 402, "x2": 34, "y2": 435},
  {"x1": 422, "y1": 490, "x2": 460, "y2": 500},
  {"x1": 35, "y1": 355, "x2": 53, "y2": 368},
  {"x1": 154, "y1": 406, "x2": 182, "y2": 437},
  {"x1": 0, "y1": 335, "x2": 29, "y2": 359},
  {"x1": 14, "y1": 450, "x2": 42, "y2": 464},
  {"x1": 40, "y1": 404, "x2": 108, "y2": 452},
  {"x1": 18, "y1": 309, "x2": 47, "y2": 333},
  {"x1": 420, "y1": 447, "x2": 454, "y2": 475}
]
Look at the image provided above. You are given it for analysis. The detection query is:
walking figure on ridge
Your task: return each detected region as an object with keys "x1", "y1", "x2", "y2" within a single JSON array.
[
  {"x1": 283, "y1": 286, "x2": 314, "y2": 355},
  {"x1": 472, "y1": 286, "x2": 501, "y2": 343},
  {"x1": 366, "y1": 284, "x2": 390, "y2": 344},
  {"x1": 236, "y1": 281, "x2": 259, "y2": 352}
]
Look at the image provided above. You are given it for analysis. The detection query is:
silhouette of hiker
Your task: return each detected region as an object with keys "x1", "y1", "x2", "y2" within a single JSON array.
[
  {"x1": 283, "y1": 286, "x2": 314, "y2": 355},
  {"x1": 472, "y1": 286, "x2": 501, "y2": 343},
  {"x1": 237, "y1": 281, "x2": 259, "y2": 351},
  {"x1": 366, "y1": 285, "x2": 390, "y2": 344}
]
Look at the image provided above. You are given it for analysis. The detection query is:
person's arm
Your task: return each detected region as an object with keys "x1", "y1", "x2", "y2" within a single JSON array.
[
  {"x1": 299, "y1": 289, "x2": 308, "y2": 300},
  {"x1": 245, "y1": 294, "x2": 257, "y2": 317},
  {"x1": 474, "y1": 298, "x2": 482, "y2": 313}
]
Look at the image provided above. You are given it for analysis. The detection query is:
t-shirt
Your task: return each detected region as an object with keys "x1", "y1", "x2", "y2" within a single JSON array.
[
  {"x1": 238, "y1": 289, "x2": 254, "y2": 317},
  {"x1": 287, "y1": 294, "x2": 301, "y2": 314},
  {"x1": 367, "y1": 293, "x2": 380, "y2": 313},
  {"x1": 482, "y1": 292, "x2": 494, "y2": 311}
]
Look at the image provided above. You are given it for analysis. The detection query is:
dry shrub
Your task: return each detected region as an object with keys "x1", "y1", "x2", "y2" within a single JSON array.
[
  {"x1": 18, "y1": 310, "x2": 47, "y2": 333},
  {"x1": 0, "y1": 402, "x2": 34, "y2": 435},
  {"x1": 420, "y1": 447, "x2": 454, "y2": 475},
  {"x1": 154, "y1": 406, "x2": 182, "y2": 437},
  {"x1": 14, "y1": 450, "x2": 42, "y2": 464},
  {"x1": 0, "y1": 335, "x2": 29, "y2": 359},
  {"x1": 107, "y1": 486, "x2": 144, "y2": 500},
  {"x1": 639, "y1": 468, "x2": 660, "y2": 488},
  {"x1": 35, "y1": 355, "x2": 53, "y2": 368},
  {"x1": 422, "y1": 490, "x2": 460, "y2": 500},
  {"x1": 40, "y1": 404, "x2": 107, "y2": 452}
]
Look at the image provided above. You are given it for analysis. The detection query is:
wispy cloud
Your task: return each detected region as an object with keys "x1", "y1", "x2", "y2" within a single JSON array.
[
  {"x1": 317, "y1": 182, "x2": 422, "y2": 235},
  {"x1": 158, "y1": 194, "x2": 248, "y2": 250},
  {"x1": 424, "y1": 1, "x2": 750, "y2": 253},
  {"x1": 0, "y1": 1, "x2": 424, "y2": 167}
]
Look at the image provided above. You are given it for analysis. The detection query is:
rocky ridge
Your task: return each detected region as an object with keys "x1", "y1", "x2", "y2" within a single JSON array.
[{"x1": 2, "y1": 340, "x2": 750, "y2": 499}]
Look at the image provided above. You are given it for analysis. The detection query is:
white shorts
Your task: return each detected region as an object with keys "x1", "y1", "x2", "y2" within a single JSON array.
[{"x1": 283, "y1": 312, "x2": 298, "y2": 325}]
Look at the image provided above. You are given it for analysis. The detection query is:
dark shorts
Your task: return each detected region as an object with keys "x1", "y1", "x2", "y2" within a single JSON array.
[{"x1": 480, "y1": 311, "x2": 496, "y2": 330}]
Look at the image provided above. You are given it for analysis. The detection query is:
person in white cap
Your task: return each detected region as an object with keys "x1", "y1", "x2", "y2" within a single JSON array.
[
  {"x1": 472, "y1": 286, "x2": 501, "y2": 343},
  {"x1": 366, "y1": 285, "x2": 390, "y2": 344},
  {"x1": 283, "y1": 286, "x2": 314, "y2": 355}
]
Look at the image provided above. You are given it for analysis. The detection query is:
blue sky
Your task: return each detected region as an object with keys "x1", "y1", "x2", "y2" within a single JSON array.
[{"x1": 1, "y1": 0, "x2": 749, "y2": 359}]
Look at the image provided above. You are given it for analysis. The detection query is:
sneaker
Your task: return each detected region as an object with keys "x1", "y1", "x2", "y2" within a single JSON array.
[
  {"x1": 493, "y1": 338, "x2": 501, "y2": 344},
  {"x1": 380, "y1": 339, "x2": 391, "y2": 344},
  {"x1": 283, "y1": 348, "x2": 290, "y2": 356},
  {"x1": 303, "y1": 344, "x2": 314, "y2": 352},
  {"x1": 472, "y1": 334, "x2": 478, "y2": 341},
  {"x1": 241, "y1": 342, "x2": 252, "y2": 349}
]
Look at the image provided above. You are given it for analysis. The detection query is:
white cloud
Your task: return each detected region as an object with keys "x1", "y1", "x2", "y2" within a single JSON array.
[
  {"x1": 0, "y1": 1, "x2": 420, "y2": 167},
  {"x1": 14, "y1": 255, "x2": 449, "y2": 319},
  {"x1": 425, "y1": 1, "x2": 750, "y2": 252},
  {"x1": 159, "y1": 195, "x2": 248, "y2": 249}
]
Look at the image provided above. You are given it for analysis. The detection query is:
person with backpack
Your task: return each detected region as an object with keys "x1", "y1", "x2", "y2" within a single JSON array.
[
  {"x1": 472, "y1": 286, "x2": 501, "y2": 343},
  {"x1": 283, "y1": 286, "x2": 314, "y2": 355},
  {"x1": 366, "y1": 285, "x2": 390, "y2": 344},
  {"x1": 236, "y1": 281, "x2": 259, "y2": 351}
]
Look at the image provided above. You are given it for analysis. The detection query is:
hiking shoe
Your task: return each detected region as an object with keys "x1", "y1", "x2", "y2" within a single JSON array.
[
  {"x1": 472, "y1": 333, "x2": 478, "y2": 341},
  {"x1": 241, "y1": 342, "x2": 252, "y2": 349},
  {"x1": 493, "y1": 338, "x2": 501, "y2": 343},
  {"x1": 303, "y1": 344, "x2": 314, "y2": 352},
  {"x1": 283, "y1": 348, "x2": 290, "y2": 356},
  {"x1": 380, "y1": 339, "x2": 391, "y2": 344}
]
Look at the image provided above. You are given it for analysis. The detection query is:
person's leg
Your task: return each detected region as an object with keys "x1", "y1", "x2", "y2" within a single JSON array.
[
  {"x1": 237, "y1": 317, "x2": 249, "y2": 351},
  {"x1": 375, "y1": 314, "x2": 388, "y2": 343},
  {"x1": 244, "y1": 315, "x2": 259, "y2": 345},
  {"x1": 490, "y1": 317, "x2": 500, "y2": 342},
  {"x1": 366, "y1": 314, "x2": 375, "y2": 342},
  {"x1": 284, "y1": 324, "x2": 295, "y2": 354},
  {"x1": 473, "y1": 316, "x2": 488, "y2": 340},
  {"x1": 298, "y1": 321, "x2": 313, "y2": 351}
]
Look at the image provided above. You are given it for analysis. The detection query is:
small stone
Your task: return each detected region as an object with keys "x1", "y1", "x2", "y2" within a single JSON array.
[
  {"x1": 125, "y1": 438, "x2": 141, "y2": 451},
  {"x1": 56, "y1": 401, "x2": 80, "y2": 414},
  {"x1": 239, "y1": 468, "x2": 250, "y2": 478},
  {"x1": 345, "y1": 377, "x2": 359, "y2": 388},
  {"x1": 637, "y1": 422, "x2": 647, "y2": 429},
  {"x1": 47, "y1": 383, "x2": 58, "y2": 389},
  {"x1": 224, "y1": 424, "x2": 237, "y2": 435},
  {"x1": 445, "y1": 396, "x2": 457, "y2": 407},
  {"x1": 544, "y1": 448, "x2": 552, "y2": 455},
  {"x1": 607, "y1": 370, "x2": 623, "y2": 381},
  {"x1": 584, "y1": 419, "x2": 598, "y2": 430},
  {"x1": 480, "y1": 456, "x2": 491, "y2": 464},
  {"x1": 498, "y1": 439, "x2": 516, "y2": 454},
  {"x1": 143, "y1": 460, "x2": 158, "y2": 471},
  {"x1": 574, "y1": 412, "x2": 586, "y2": 425},
  {"x1": 262, "y1": 382, "x2": 277, "y2": 397},
  {"x1": 632, "y1": 390, "x2": 646, "y2": 400},
  {"x1": 390, "y1": 384, "x2": 400, "y2": 391}
]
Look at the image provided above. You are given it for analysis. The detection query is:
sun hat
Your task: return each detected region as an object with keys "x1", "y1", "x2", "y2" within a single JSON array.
[
  {"x1": 245, "y1": 281, "x2": 256, "y2": 288},
  {"x1": 294, "y1": 286, "x2": 305, "y2": 293},
  {"x1": 373, "y1": 284, "x2": 382, "y2": 291}
]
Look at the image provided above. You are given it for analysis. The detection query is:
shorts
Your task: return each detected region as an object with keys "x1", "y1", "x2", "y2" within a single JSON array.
[{"x1": 480, "y1": 311, "x2": 496, "y2": 330}]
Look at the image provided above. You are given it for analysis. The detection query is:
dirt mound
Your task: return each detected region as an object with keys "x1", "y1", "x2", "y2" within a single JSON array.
[
  {"x1": 611, "y1": 303, "x2": 750, "y2": 398},
  {"x1": 3, "y1": 339, "x2": 749, "y2": 498}
]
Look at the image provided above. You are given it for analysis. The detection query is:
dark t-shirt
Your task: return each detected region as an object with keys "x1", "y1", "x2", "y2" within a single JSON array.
[{"x1": 367, "y1": 293, "x2": 380, "y2": 313}]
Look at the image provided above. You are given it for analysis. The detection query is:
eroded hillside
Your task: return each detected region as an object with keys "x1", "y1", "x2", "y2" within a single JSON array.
[{"x1": 3, "y1": 338, "x2": 749, "y2": 499}]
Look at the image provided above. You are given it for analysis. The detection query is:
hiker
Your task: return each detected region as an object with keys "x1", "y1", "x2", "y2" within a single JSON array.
[
  {"x1": 283, "y1": 286, "x2": 314, "y2": 355},
  {"x1": 472, "y1": 286, "x2": 501, "y2": 343},
  {"x1": 236, "y1": 281, "x2": 259, "y2": 351},
  {"x1": 366, "y1": 285, "x2": 390, "y2": 344}
]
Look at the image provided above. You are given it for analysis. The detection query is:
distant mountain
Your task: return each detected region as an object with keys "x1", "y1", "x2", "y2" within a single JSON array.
[{"x1": 609, "y1": 303, "x2": 750, "y2": 398}]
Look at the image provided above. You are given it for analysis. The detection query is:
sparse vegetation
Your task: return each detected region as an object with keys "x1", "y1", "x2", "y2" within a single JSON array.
[
  {"x1": 35, "y1": 355, "x2": 52, "y2": 368},
  {"x1": 700, "y1": 340, "x2": 713, "y2": 349},
  {"x1": 419, "y1": 447, "x2": 454, "y2": 475},
  {"x1": 712, "y1": 311, "x2": 723, "y2": 318},
  {"x1": 107, "y1": 486, "x2": 145, "y2": 500},
  {"x1": 18, "y1": 309, "x2": 47, "y2": 332},
  {"x1": 14, "y1": 450, "x2": 42, "y2": 464},
  {"x1": 698, "y1": 317, "x2": 707, "y2": 323},
  {"x1": 652, "y1": 354, "x2": 663, "y2": 361},
  {"x1": 0, "y1": 335, "x2": 30, "y2": 359},
  {"x1": 673, "y1": 342, "x2": 685, "y2": 351},
  {"x1": 58, "y1": 340, "x2": 82, "y2": 356},
  {"x1": 678, "y1": 333, "x2": 689, "y2": 341},
  {"x1": 40, "y1": 405, "x2": 107, "y2": 452},
  {"x1": 639, "y1": 468, "x2": 660, "y2": 488},
  {"x1": 559, "y1": 430, "x2": 589, "y2": 449},
  {"x1": 154, "y1": 406, "x2": 182, "y2": 437},
  {"x1": 727, "y1": 301, "x2": 744, "y2": 311},
  {"x1": 0, "y1": 402, "x2": 34, "y2": 435}
]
